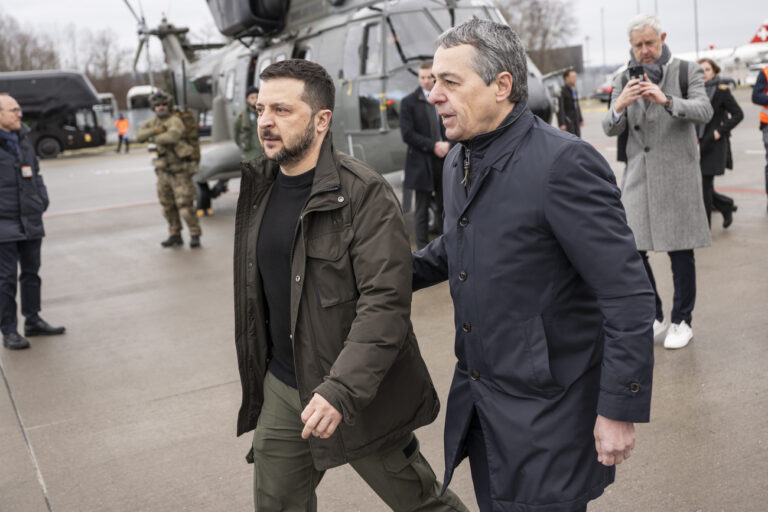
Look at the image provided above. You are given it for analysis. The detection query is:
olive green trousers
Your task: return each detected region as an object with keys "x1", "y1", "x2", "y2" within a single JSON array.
[{"x1": 251, "y1": 371, "x2": 468, "y2": 512}]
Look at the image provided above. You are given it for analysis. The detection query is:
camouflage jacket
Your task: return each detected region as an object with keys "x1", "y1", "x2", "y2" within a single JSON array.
[
  {"x1": 233, "y1": 108, "x2": 263, "y2": 161},
  {"x1": 135, "y1": 114, "x2": 193, "y2": 171}
]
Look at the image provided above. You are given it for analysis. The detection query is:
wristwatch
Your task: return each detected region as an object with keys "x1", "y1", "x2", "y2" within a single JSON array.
[{"x1": 664, "y1": 94, "x2": 673, "y2": 112}]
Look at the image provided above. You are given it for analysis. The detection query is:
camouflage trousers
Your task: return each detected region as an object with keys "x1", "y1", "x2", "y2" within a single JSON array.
[{"x1": 156, "y1": 167, "x2": 201, "y2": 236}]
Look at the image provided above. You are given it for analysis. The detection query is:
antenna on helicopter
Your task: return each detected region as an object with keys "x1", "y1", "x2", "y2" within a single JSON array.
[{"x1": 124, "y1": 0, "x2": 155, "y2": 87}]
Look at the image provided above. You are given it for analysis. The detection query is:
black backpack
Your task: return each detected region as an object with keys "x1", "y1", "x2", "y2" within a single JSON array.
[{"x1": 614, "y1": 60, "x2": 689, "y2": 162}]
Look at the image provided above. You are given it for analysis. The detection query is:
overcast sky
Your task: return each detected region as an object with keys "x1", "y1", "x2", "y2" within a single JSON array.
[{"x1": 1, "y1": 0, "x2": 766, "y2": 69}]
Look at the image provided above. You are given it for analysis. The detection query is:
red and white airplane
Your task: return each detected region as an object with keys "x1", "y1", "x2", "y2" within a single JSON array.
[{"x1": 674, "y1": 20, "x2": 768, "y2": 85}]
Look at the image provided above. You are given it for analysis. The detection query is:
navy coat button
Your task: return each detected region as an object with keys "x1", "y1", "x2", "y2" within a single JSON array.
[
  {"x1": 458, "y1": 271, "x2": 467, "y2": 281},
  {"x1": 470, "y1": 370, "x2": 480, "y2": 380},
  {"x1": 630, "y1": 382, "x2": 641, "y2": 392},
  {"x1": 459, "y1": 216, "x2": 469, "y2": 227},
  {"x1": 462, "y1": 322, "x2": 471, "y2": 332}
]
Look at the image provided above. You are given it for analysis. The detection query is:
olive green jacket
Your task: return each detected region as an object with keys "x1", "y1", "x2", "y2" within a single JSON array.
[
  {"x1": 233, "y1": 135, "x2": 439, "y2": 470},
  {"x1": 233, "y1": 108, "x2": 264, "y2": 161}
]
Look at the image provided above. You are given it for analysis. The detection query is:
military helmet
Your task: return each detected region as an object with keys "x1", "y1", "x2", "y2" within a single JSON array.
[{"x1": 149, "y1": 89, "x2": 173, "y2": 107}]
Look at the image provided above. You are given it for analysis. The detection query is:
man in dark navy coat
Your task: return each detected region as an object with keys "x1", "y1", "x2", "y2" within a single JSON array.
[
  {"x1": 400, "y1": 60, "x2": 451, "y2": 249},
  {"x1": 413, "y1": 20, "x2": 655, "y2": 512},
  {"x1": 0, "y1": 93, "x2": 65, "y2": 350}
]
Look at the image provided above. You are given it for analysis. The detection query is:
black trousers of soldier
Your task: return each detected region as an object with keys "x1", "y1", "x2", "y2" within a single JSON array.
[{"x1": 0, "y1": 239, "x2": 42, "y2": 335}]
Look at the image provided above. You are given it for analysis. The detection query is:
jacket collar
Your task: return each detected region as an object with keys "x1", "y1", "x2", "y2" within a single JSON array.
[
  {"x1": 462, "y1": 101, "x2": 533, "y2": 171},
  {"x1": 243, "y1": 133, "x2": 342, "y2": 207}
]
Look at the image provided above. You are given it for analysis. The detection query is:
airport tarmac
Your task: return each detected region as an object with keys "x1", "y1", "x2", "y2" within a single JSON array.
[{"x1": 2, "y1": 88, "x2": 767, "y2": 511}]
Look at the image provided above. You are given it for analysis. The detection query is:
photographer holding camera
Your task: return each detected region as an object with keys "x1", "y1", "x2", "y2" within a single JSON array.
[{"x1": 603, "y1": 14, "x2": 712, "y2": 350}]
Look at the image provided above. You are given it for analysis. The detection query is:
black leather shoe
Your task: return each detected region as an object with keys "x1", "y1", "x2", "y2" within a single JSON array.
[
  {"x1": 190, "y1": 235, "x2": 201, "y2": 248},
  {"x1": 161, "y1": 235, "x2": 183, "y2": 248},
  {"x1": 723, "y1": 206, "x2": 735, "y2": 229},
  {"x1": 3, "y1": 332, "x2": 31, "y2": 350},
  {"x1": 24, "y1": 318, "x2": 66, "y2": 337}
]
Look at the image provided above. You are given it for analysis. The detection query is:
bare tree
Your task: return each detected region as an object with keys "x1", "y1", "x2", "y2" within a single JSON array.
[
  {"x1": 82, "y1": 29, "x2": 131, "y2": 93},
  {"x1": 0, "y1": 13, "x2": 59, "y2": 71},
  {"x1": 494, "y1": 0, "x2": 577, "y2": 52}
]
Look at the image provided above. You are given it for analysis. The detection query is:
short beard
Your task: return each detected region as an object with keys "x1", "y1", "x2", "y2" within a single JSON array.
[{"x1": 271, "y1": 118, "x2": 316, "y2": 166}]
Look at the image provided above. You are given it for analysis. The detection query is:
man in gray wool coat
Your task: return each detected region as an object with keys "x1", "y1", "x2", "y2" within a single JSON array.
[{"x1": 603, "y1": 13, "x2": 713, "y2": 350}]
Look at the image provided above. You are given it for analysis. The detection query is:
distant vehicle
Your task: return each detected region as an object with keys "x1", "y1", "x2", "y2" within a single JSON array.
[
  {"x1": 125, "y1": 85, "x2": 158, "y2": 140},
  {"x1": 96, "y1": 92, "x2": 119, "y2": 143},
  {"x1": 125, "y1": 0, "x2": 556, "y2": 210},
  {"x1": 591, "y1": 82, "x2": 613, "y2": 103},
  {"x1": 0, "y1": 70, "x2": 107, "y2": 158}
]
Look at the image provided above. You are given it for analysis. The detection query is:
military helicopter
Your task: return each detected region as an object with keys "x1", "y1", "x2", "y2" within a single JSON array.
[{"x1": 126, "y1": 0, "x2": 555, "y2": 210}]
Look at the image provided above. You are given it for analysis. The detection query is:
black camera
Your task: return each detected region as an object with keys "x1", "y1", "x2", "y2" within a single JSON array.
[{"x1": 628, "y1": 65, "x2": 644, "y2": 80}]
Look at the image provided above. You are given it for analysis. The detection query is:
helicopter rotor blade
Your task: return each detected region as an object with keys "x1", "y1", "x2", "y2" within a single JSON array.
[
  {"x1": 122, "y1": 0, "x2": 141, "y2": 24},
  {"x1": 132, "y1": 37, "x2": 145, "y2": 72}
]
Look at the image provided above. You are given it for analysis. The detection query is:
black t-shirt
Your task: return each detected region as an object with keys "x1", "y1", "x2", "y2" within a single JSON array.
[{"x1": 257, "y1": 168, "x2": 315, "y2": 389}]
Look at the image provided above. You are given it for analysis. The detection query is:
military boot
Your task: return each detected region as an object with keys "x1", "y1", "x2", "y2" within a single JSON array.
[
  {"x1": 190, "y1": 235, "x2": 201, "y2": 248},
  {"x1": 161, "y1": 235, "x2": 183, "y2": 248}
]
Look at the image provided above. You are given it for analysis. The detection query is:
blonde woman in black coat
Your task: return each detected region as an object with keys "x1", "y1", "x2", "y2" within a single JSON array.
[{"x1": 697, "y1": 58, "x2": 744, "y2": 228}]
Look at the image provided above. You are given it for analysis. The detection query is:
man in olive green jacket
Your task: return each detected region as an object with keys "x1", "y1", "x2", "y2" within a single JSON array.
[
  {"x1": 135, "y1": 90, "x2": 201, "y2": 248},
  {"x1": 234, "y1": 86, "x2": 264, "y2": 161},
  {"x1": 233, "y1": 59, "x2": 466, "y2": 511}
]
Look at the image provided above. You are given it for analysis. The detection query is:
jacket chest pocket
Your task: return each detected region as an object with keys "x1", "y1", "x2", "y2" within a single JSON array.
[{"x1": 305, "y1": 226, "x2": 358, "y2": 307}]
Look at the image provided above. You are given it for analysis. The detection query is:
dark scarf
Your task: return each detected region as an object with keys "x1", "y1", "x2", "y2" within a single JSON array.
[
  {"x1": 629, "y1": 43, "x2": 672, "y2": 84},
  {"x1": 0, "y1": 129, "x2": 20, "y2": 157}
]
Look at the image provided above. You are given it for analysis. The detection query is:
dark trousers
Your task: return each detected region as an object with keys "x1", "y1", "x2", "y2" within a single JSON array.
[
  {"x1": 0, "y1": 239, "x2": 42, "y2": 335},
  {"x1": 466, "y1": 411, "x2": 587, "y2": 512},
  {"x1": 639, "y1": 250, "x2": 695, "y2": 325},
  {"x1": 702, "y1": 175, "x2": 735, "y2": 226},
  {"x1": 414, "y1": 160, "x2": 444, "y2": 249},
  {"x1": 117, "y1": 135, "x2": 130, "y2": 153}
]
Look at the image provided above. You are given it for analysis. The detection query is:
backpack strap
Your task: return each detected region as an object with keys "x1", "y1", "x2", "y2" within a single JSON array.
[{"x1": 679, "y1": 60, "x2": 689, "y2": 99}]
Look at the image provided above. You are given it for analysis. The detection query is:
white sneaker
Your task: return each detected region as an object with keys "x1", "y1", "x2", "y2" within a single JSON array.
[
  {"x1": 664, "y1": 321, "x2": 693, "y2": 349},
  {"x1": 653, "y1": 318, "x2": 669, "y2": 341}
]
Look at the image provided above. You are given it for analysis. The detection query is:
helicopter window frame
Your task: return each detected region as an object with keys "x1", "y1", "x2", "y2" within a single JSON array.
[
  {"x1": 361, "y1": 20, "x2": 383, "y2": 76},
  {"x1": 225, "y1": 70, "x2": 236, "y2": 102}
]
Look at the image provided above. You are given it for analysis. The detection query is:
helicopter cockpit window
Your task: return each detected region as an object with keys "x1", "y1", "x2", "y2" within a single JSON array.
[
  {"x1": 427, "y1": 7, "x2": 494, "y2": 33},
  {"x1": 385, "y1": 13, "x2": 440, "y2": 70}
]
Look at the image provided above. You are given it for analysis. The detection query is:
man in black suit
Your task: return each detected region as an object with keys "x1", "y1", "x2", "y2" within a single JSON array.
[
  {"x1": 557, "y1": 68, "x2": 584, "y2": 137},
  {"x1": 400, "y1": 61, "x2": 451, "y2": 249}
]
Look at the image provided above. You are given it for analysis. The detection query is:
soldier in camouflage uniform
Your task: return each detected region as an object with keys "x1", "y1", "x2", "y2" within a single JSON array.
[{"x1": 135, "y1": 90, "x2": 202, "y2": 248}]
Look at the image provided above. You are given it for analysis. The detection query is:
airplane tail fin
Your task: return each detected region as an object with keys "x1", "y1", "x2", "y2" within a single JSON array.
[{"x1": 749, "y1": 21, "x2": 768, "y2": 44}]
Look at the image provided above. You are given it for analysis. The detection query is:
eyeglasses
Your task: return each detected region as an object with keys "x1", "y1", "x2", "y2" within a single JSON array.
[{"x1": 0, "y1": 107, "x2": 22, "y2": 114}]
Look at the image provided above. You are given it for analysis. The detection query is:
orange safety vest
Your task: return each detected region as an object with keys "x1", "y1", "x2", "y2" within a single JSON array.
[
  {"x1": 115, "y1": 118, "x2": 130, "y2": 136},
  {"x1": 760, "y1": 66, "x2": 768, "y2": 125}
]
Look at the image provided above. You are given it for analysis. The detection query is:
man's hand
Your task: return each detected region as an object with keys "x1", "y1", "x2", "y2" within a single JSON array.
[
  {"x1": 559, "y1": 125, "x2": 567, "y2": 131},
  {"x1": 593, "y1": 415, "x2": 635, "y2": 466},
  {"x1": 300, "y1": 393, "x2": 342, "y2": 440},
  {"x1": 614, "y1": 77, "x2": 645, "y2": 114},
  {"x1": 154, "y1": 125, "x2": 167, "y2": 135},
  {"x1": 637, "y1": 74, "x2": 667, "y2": 105},
  {"x1": 434, "y1": 141, "x2": 451, "y2": 158},
  {"x1": 713, "y1": 129, "x2": 721, "y2": 141}
]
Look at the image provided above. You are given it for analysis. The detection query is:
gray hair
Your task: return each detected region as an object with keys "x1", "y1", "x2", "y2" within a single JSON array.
[
  {"x1": 436, "y1": 18, "x2": 528, "y2": 103},
  {"x1": 628, "y1": 13, "x2": 663, "y2": 38}
]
